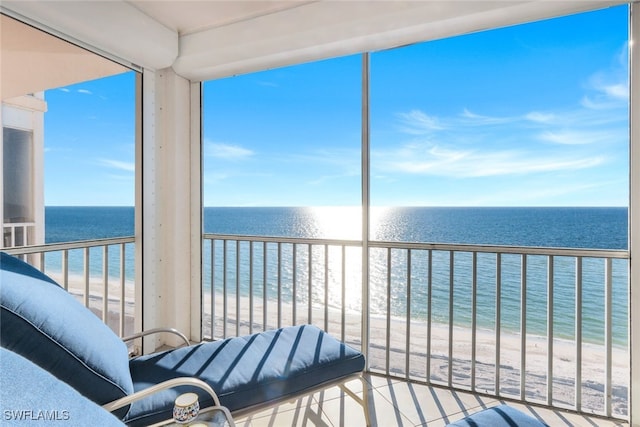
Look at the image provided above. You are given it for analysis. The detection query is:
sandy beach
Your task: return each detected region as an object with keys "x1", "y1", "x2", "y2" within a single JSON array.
[
  {"x1": 47, "y1": 270, "x2": 628, "y2": 417},
  {"x1": 203, "y1": 292, "x2": 629, "y2": 418}
]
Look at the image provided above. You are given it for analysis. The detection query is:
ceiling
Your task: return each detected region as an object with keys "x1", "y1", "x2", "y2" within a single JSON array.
[
  {"x1": 0, "y1": 14, "x2": 129, "y2": 100},
  {"x1": 1, "y1": 0, "x2": 631, "y2": 89},
  {"x1": 127, "y1": 1, "x2": 319, "y2": 36}
]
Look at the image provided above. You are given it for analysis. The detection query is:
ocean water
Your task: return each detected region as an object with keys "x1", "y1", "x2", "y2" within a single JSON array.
[
  {"x1": 46, "y1": 206, "x2": 627, "y2": 248},
  {"x1": 204, "y1": 206, "x2": 628, "y2": 249},
  {"x1": 44, "y1": 206, "x2": 629, "y2": 346}
]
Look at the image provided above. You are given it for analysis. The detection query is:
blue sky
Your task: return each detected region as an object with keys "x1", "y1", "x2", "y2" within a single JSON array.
[
  {"x1": 45, "y1": 5, "x2": 629, "y2": 207},
  {"x1": 44, "y1": 72, "x2": 136, "y2": 206}
]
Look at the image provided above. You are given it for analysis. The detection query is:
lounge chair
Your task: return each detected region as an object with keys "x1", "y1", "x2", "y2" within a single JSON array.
[{"x1": 0, "y1": 252, "x2": 369, "y2": 426}]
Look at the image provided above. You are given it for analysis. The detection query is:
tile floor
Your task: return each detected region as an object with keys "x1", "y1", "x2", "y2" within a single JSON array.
[{"x1": 234, "y1": 374, "x2": 629, "y2": 427}]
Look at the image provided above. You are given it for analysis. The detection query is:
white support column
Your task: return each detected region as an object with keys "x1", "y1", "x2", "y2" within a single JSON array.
[
  {"x1": 189, "y1": 81, "x2": 203, "y2": 342},
  {"x1": 630, "y1": 3, "x2": 640, "y2": 426},
  {"x1": 140, "y1": 70, "x2": 158, "y2": 353},
  {"x1": 141, "y1": 68, "x2": 201, "y2": 352},
  {"x1": 31, "y1": 92, "x2": 46, "y2": 247}
]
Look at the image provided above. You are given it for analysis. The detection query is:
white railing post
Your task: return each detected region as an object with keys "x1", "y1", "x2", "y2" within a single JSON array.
[{"x1": 630, "y1": 3, "x2": 640, "y2": 426}]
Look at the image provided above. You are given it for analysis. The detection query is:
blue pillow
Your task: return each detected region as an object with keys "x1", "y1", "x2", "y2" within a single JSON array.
[
  {"x1": 1, "y1": 348, "x2": 125, "y2": 426},
  {"x1": 0, "y1": 253, "x2": 133, "y2": 411}
]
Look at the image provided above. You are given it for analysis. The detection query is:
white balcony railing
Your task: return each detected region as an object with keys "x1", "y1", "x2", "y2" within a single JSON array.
[
  {"x1": 4, "y1": 237, "x2": 136, "y2": 338},
  {"x1": 6, "y1": 234, "x2": 628, "y2": 421},
  {"x1": 3, "y1": 221, "x2": 36, "y2": 248},
  {"x1": 203, "y1": 233, "x2": 629, "y2": 421}
]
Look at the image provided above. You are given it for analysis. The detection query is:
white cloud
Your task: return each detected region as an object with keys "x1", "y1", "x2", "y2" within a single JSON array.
[
  {"x1": 460, "y1": 108, "x2": 514, "y2": 126},
  {"x1": 206, "y1": 141, "x2": 254, "y2": 159},
  {"x1": 376, "y1": 143, "x2": 604, "y2": 178},
  {"x1": 602, "y1": 82, "x2": 628, "y2": 100},
  {"x1": 538, "y1": 130, "x2": 619, "y2": 145},
  {"x1": 582, "y1": 52, "x2": 629, "y2": 109},
  {"x1": 77, "y1": 89, "x2": 93, "y2": 95},
  {"x1": 525, "y1": 112, "x2": 555, "y2": 123},
  {"x1": 98, "y1": 159, "x2": 134, "y2": 172},
  {"x1": 397, "y1": 110, "x2": 445, "y2": 134}
]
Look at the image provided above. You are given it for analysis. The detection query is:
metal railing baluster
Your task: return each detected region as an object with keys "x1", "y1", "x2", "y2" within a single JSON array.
[
  {"x1": 471, "y1": 251, "x2": 477, "y2": 391},
  {"x1": 210, "y1": 239, "x2": 215, "y2": 338},
  {"x1": 62, "y1": 249, "x2": 69, "y2": 290},
  {"x1": 120, "y1": 243, "x2": 126, "y2": 337},
  {"x1": 292, "y1": 243, "x2": 297, "y2": 326},
  {"x1": 576, "y1": 256, "x2": 583, "y2": 412},
  {"x1": 605, "y1": 257, "x2": 613, "y2": 417},
  {"x1": 103, "y1": 245, "x2": 109, "y2": 323},
  {"x1": 236, "y1": 240, "x2": 241, "y2": 337},
  {"x1": 427, "y1": 249, "x2": 433, "y2": 382},
  {"x1": 496, "y1": 253, "x2": 502, "y2": 394},
  {"x1": 448, "y1": 250, "x2": 454, "y2": 387},
  {"x1": 249, "y1": 241, "x2": 254, "y2": 334},
  {"x1": 223, "y1": 240, "x2": 228, "y2": 339},
  {"x1": 324, "y1": 244, "x2": 329, "y2": 332},
  {"x1": 263, "y1": 241, "x2": 268, "y2": 332},
  {"x1": 386, "y1": 247, "x2": 392, "y2": 376},
  {"x1": 547, "y1": 255, "x2": 554, "y2": 405},
  {"x1": 341, "y1": 245, "x2": 346, "y2": 343},
  {"x1": 406, "y1": 249, "x2": 412, "y2": 380},
  {"x1": 83, "y1": 247, "x2": 90, "y2": 308},
  {"x1": 520, "y1": 254, "x2": 527, "y2": 400},
  {"x1": 277, "y1": 242, "x2": 282, "y2": 329},
  {"x1": 308, "y1": 243, "x2": 313, "y2": 325}
]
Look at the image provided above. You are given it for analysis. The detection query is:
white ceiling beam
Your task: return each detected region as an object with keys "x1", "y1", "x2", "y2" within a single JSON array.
[
  {"x1": 174, "y1": 0, "x2": 626, "y2": 81},
  {"x1": 1, "y1": 1, "x2": 178, "y2": 71}
]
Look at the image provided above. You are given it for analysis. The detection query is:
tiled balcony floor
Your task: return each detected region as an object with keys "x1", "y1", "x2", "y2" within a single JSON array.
[{"x1": 234, "y1": 374, "x2": 629, "y2": 427}]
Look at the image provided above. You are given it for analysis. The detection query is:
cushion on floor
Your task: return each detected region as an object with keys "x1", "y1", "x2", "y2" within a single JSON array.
[
  {"x1": 446, "y1": 405, "x2": 549, "y2": 427},
  {"x1": 126, "y1": 324, "x2": 365, "y2": 426}
]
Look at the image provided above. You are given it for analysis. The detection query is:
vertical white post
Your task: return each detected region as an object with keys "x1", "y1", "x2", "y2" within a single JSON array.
[
  {"x1": 140, "y1": 68, "x2": 199, "y2": 351},
  {"x1": 361, "y1": 53, "x2": 371, "y2": 365},
  {"x1": 32, "y1": 92, "x2": 46, "y2": 247},
  {"x1": 190, "y1": 81, "x2": 203, "y2": 342},
  {"x1": 629, "y1": 4, "x2": 640, "y2": 426},
  {"x1": 139, "y1": 70, "x2": 154, "y2": 353}
]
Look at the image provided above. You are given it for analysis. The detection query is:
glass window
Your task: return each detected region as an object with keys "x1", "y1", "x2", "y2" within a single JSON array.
[
  {"x1": 203, "y1": 55, "x2": 362, "y2": 240},
  {"x1": 3, "y1": 127, "x2": 34, "y2": 223},
  {"x1": 370, "y1": 6, "x2": 629, "y2": 247}
]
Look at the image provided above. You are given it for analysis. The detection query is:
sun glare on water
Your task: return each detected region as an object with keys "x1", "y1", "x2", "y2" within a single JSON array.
[{"x1": 305, "y1": 206, "x2": 392, "y2": 240}]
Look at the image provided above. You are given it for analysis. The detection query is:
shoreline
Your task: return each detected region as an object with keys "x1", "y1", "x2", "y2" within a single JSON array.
[
  {"x1": 42, "y1": 269, "x2": 628, "y2": 416},
  {"x1": 204, "y1": 292, "x2": 629, "y2": 416}
]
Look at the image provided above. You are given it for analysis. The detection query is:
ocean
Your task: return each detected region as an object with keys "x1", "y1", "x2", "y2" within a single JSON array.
[
  {"x1": 44, "y1": 206, "x2": 629, "y2": 346},
  {"x1": 46, "y1": 206, "x2": 628, "y2": 249}
]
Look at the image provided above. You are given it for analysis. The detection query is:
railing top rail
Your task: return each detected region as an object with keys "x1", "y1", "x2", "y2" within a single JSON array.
[
  {"x1": 203, "y1": 233, "x2": 362, "y2": 247},
  {"x1": 3, "y1": 236, "x2": 135, "y2": 255},
  {"x1": 371, "y1": 240, "x2": 629, "y2": 259},
  {"x1": 203, "y1": 233, "x2": 629, "y2": 259},
  {"x1": 2, "y1": 222, "x2": 36, "y2": 227}
]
